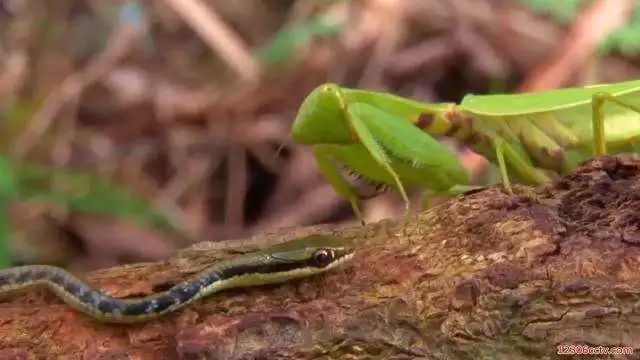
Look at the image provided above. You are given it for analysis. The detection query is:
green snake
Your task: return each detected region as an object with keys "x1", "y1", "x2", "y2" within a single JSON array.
[{"x1": 0, "y1": 235, "x2": 354, "y2": 323}]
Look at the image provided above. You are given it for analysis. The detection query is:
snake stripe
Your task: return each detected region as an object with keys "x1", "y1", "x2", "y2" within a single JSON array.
[{"x1": 0, "y1": 235, "x2": 354, "y2": 323}]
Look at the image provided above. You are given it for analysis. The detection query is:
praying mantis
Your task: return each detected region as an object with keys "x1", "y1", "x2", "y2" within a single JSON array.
[{"x1": 290, "y1": 80, "x2": 640, "y2": 221}]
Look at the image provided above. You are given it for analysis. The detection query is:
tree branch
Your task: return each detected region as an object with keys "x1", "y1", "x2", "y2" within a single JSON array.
[{"x1": 2, "y1": 155, "x2": 640, "y2": 359}]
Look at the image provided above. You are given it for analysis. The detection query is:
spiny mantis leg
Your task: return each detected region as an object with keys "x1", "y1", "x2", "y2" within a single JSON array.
[
  {"x1": 592, "y1": 92, "x2": 640, "y2": 156},
  {"x1": 490, "y1": 136, "x2": 550, "y2": 194},
  {"x1": 346, "y1": 102, "x2": 470, "y2": 214},
  {"x1": 313, "y1": 145, "x2": 366, "y2": 224},
  {"x1": 345, "y1": 104, "x2": 412, "y2": 215}
]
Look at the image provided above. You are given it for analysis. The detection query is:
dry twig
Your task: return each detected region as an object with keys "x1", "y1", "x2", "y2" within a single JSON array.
[
  {"x1": 161, "y1": 0, "x2": 262, "y2": 83},
  {"x1": 12, "y1": 23, "x2": 139, "y2": 158},
  {"x1": 518, "y1": 0, "x2": 633, "y2": 91}
]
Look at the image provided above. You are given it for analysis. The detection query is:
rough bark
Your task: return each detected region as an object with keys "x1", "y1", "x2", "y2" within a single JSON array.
[{"x1": 2, "y1": 155, "x2": 640, "y2": 359}]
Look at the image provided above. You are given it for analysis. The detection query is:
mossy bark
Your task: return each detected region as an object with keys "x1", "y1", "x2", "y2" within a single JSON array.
[{"x1": 2, "y1": 155, "x2": 640, "y2": 359}]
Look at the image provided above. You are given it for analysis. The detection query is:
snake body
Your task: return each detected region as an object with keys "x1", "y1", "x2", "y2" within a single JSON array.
[{"x1": 0, "y1": 235, "x2": 354, "y2": 323}]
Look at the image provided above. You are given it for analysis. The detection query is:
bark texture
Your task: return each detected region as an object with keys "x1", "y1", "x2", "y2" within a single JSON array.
[{"x1": 2, "y1": 155, "x2": 640, "y2": 359}]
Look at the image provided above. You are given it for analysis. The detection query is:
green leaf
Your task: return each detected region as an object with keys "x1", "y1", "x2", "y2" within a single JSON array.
[
  {"x1": 3, "y1": 156, "x2": 192, "y2": 246},
  {"x1": 256, "y1": 17, "x2": 343, "y2": 66},
  {"x1": 515, "y1": 0, "x2": 586, "y2": 24},
  {"x1": 518, "y1": 0, "x2": 640, "y2": 56}
]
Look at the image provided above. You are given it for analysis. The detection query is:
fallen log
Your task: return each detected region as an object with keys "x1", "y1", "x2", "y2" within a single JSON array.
[{"x1": 1, "y1": 155, "x2": 640, "y2": 359}]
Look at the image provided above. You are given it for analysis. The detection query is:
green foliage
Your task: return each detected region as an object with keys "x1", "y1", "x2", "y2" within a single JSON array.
[
  {"x1": 0, "y1": 158, "x2": 16, "y2": 268},
  {"x1": 0, "y1": 156, "x2": 192, "y2": 267},
  {"x1": 256, "y1": 17, "x2": 343, "y2": 66},
  {"x1": 0, "y1": 198, "x2": 9, "y2": 268},
  {"x1": 516, "y1": 0, "x2": 584, "y2": 23},
  {"x1": 598, "y1": 5, "x2": 640, "y2": 56},
  {"x1": 517, "y1": 0, "x2": 640, "y2": 56}
]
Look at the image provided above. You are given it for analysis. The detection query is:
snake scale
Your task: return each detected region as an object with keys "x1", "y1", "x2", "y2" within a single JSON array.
[{"x1": 0, "y1": 235, "x2": 354, "y2": 323}]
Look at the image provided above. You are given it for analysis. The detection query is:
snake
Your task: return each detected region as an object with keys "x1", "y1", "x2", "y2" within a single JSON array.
[{"x1": 0, "y1": 235, "x2": 354, "y2": 323}]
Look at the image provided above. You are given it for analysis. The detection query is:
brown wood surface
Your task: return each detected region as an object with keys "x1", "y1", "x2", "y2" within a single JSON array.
[{"x1": 2, "y1": 155, "x2": 640, "y2": 359}]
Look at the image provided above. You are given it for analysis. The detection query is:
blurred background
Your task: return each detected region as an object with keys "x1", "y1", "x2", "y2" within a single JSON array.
[{"x1": 0, "y1": 0, "x2": 639, "y2": 271}]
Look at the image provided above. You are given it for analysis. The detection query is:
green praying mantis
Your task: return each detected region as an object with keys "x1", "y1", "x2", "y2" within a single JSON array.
[{"x1": 290, "y1": 79, "x2": 640, "y2": 221}]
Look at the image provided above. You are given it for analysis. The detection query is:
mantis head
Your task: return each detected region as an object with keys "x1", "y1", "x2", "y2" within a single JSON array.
[{"x1": 291, "y1": 83, "x2": 354, "y2": 144}]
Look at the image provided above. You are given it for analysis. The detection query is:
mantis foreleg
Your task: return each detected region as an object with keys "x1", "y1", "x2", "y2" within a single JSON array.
[
  {"x1": 344, "y1": 103, "x2": 468, "y2": 215},
  {"x1": 345, "y1": 105, "x2": 411, "y2": 214},
  {"x1": 313, "y1": 145, "x2": 365, "y2": 223}
]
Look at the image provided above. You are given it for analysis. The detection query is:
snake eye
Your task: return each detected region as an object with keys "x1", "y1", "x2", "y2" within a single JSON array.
[{"x1": 312, "y1": 249, "x2": 333, "y2": 267}]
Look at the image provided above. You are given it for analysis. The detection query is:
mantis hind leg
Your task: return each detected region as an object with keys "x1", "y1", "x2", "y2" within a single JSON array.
[
  {"x1": 493, "y1": 138, "x2": 513, "y2": 194},
  {"x1": 592, "y1": 92, "x2": 640, "y2": 156},
  {"x1": 313, "y1": 145, "x2": 365, "y2": 224}
]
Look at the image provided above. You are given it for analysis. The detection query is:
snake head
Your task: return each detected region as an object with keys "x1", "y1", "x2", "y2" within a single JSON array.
[{"x1": 268, "y1": 235, "x2": 355, "y2": 271}]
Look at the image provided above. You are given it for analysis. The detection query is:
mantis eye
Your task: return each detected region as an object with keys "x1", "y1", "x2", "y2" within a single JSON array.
[{"x1": 312, "y1": 249, "x2": 334, "y2": 267}]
